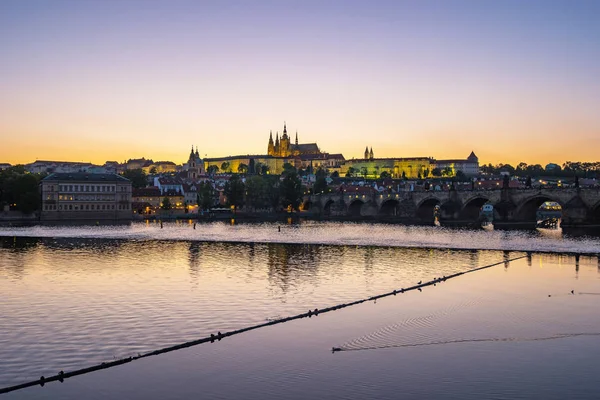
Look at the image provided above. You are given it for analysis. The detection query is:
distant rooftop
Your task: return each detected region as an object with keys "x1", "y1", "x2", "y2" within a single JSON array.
[{"x1": 42, "y1": 173, "x2": 130, "y2": 182}]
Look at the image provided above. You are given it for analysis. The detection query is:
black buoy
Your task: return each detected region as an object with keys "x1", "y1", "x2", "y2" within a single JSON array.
[
  {"x1": 314, "y1": 308, "x2": 319, "y2": 316},
  {"x1": 332, "y1": 347, "x2": 342, "y2": 353},
  {"x1": 40, "y1": 376, "x2": 45, "y2": 387},
  {"x1": 58, "y1": 370, "x2": 64, "y2": 383},
  {"x1": 571, "y1": 290, "x2": 575, "y2": 294},
  {"x1": 210, "y1": 334, "x2": 215, "y2": 343},
  {"x1": 418, "y1": 288, "x2": 422, "y2": 292},
  {"x1": 418, "y1": 280, "x2": 422, "y2": 284},
  {"x1": 217, "y1": 331, "x2": 223, "y2": 341}
]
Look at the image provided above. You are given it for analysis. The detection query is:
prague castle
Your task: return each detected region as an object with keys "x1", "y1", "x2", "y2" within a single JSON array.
[
  {"x1": 267, "y1": 123, "x2": 321, "y2": 157},
  {"x1": 200, "y1": 122, "x2": 478, "y2": 178}
]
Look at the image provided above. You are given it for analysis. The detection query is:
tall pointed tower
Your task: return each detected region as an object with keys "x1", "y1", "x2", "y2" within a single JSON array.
[
  {"x1": 275, "y1": 132, "x2": 280, "y2": 156},
  {"x1": 364, "y1": 146, "x2": 369, "y2": 160},
  {"x1": 268, "y1": 130, "x2": 275, "y2": 156},
  {"x1": 369, "y1": 147, "x2": 374, "y2": 160},
  {"x1": 280, "y1": 122, "x2": 290, "y2": 157}
]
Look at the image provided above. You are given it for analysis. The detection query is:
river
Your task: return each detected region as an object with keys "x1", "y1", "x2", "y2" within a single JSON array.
[{"x1": 1, "y1": 221, "x2": 599, "y2": 399}]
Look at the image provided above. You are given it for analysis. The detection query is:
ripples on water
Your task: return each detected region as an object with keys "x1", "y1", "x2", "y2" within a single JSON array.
[{"x1": 1, "y1": 221, "x2": 599, "y2": 398}]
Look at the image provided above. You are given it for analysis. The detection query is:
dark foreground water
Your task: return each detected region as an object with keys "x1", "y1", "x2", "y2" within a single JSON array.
[{"x1": 1, "y1": 221, "x2": 600, "y2": 399}]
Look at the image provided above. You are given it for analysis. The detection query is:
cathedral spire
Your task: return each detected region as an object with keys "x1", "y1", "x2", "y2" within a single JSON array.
[
  {"x1": 195, "y1": 146, "x2": 199, "y2": 157},
  {"x1": 283, "y1": 122, "x2": 287, "y2": 135},
  {"x1": 295, "y1": 130, "x2": 298, "y2": 145}
]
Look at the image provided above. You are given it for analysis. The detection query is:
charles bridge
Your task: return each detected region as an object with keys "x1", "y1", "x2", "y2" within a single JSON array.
[{"x1": 302, "y1": 187, "x2": 600, "y2": 227}]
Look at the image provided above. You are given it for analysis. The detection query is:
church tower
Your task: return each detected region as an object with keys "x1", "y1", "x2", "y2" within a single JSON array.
[
  {"x1": 275, "y1": 132, "x2": 280, "y2": 156},
  {"x1": 186, "y1": 145, "x2": 204, "y2": 180},
  {"x1": 268, "y1": 130, "x2": 275, "y2": 156},
  {"x1": 369, "y1": 147, "x2": 374, "y2": 160},
  {"x1": 364, "y1": 146, "x2": 369, "y2": 160},
  {"x1": 280, "y1": 122, "x2": 291, "y2": 157}
]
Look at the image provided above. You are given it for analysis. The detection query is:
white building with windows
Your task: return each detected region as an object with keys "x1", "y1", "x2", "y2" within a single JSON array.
[{"x1": 40, "y1": 173, "x2": 132, "y2": 222}]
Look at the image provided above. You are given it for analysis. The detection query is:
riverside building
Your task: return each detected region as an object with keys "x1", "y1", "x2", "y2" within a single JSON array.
[{"x1": 40, "y1": 173, "x2": 133, "y2": 222}]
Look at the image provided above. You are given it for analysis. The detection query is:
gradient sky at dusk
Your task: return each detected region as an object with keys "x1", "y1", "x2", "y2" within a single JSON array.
[{"x1": 1, "y1": 0, "x2": 599, "y2": 166}]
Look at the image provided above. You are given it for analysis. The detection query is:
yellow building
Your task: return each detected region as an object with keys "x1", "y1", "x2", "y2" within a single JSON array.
[
  {"x1": 204, "y1": 155, "x2": 290, "y2": 175},
  {"x1": 340, "y1": 157, "x2": 435, "y2": 179}
]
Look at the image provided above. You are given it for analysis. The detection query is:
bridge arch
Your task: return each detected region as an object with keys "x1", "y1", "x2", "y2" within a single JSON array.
[
  {"x1": 348, "y1": 199, "x2": 365, "y2": 217},
  {"x1": 459, "y1": 196, "x2": 490, "y2": 221},
  {"x1": 590, "y1": 200, "x2": 600, "y2": 224},
  {"x1": 515, "y1": 195, "x2": 563, "y2": 221},
  {"x1": 323, "y1": 199, "x2": 335, "y2": 216},
  {"x1": 440, "y1": 200, "x2": 462, "y2": 219},
  {"x1": 416, "y1": 197, "x2": 440, "y2": 222},
  {"x1": 379, "y1": 198, "x2": 400, "y2": 216},
  {"x1": 300, "y1": 199, "x2": 313, "y2": 212}
]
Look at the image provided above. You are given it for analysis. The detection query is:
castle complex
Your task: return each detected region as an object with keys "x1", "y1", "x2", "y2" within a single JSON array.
[{"x1": 199, "y1": 122, "x2": 478, "y2": 179}]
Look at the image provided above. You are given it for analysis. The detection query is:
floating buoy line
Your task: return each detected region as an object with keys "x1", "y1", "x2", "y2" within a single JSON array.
[{"x1": 0, "y1": 255, "x2": 528, "y2": 395}]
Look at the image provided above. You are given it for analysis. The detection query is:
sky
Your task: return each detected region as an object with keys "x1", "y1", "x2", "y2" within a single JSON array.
[{"x1": 1, "y1": 0, "x2": 599, "y2": 166}]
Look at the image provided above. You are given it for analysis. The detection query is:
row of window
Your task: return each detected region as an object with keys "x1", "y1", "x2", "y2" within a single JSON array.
[
  {"x1": 53, "y1": 184, "x2": 130, "y2": 193},
  {"x1": 58, "y1": 184, "x2": 117, "y2": 193},
  {"x1": 43, "y1": 203, "x2": 131, "y2": 211},
  {"x1": 57, "y1": 195, "x2": 118, "y2": 201}
]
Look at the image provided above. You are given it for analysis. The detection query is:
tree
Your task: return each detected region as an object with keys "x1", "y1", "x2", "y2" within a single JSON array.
[
  {"x1": 402, "y1": 171, "x2": 407, "y2": 180},
  {"x1": 224, "y1": 174, "x2": 245, "y2": 211},
  {"x1": 221, "y1": 161, "x2": 231, "y2": 173},
  {"x1": 260, "y1": 164, "x2": 270, "y2": 175},
  {"x1": 121, "y1": 169, "x2": 148, "y2": 189},
  {"x1": 0, "y1": 166, "x2": 44, "y2": 213},
  {"x1": 244, "y1": 175, "x2": 280, "y2": 210},
  {"x1": 237, "y1": 163, "x2": 248, "y2": 174},
  {"x1": 525, "y1": 176, "x2": 532, "y2": 188},
  {"x1": 282, "y1": 163, "x2": 296, "y2": 175},
  {"x1": 313, "y1": 168, "x2": 328, "y2": 194},
  {"x1": 279, "y1": 171, "x2": 303, "y2": 211},
  {"x1": 380, "y1": 171, "x2": 391, "y2": 179},
  {"x1": 360, "y1": 167, "x2": 368, "y2": 178},
  {"x1": 207, "y1": 165, "x2": 219, "y2": 175},
  {"x1": 161, "y1": 197, "x2": 172, "y2": 210},
  {"x1": 516, "y1": 162, "x2": 528, "y2": 174},
  {"x1": 149, "y1": 166, "x2": 157, "y2": 174},
  {"x1": 346, "y1": 167, "x2": 356, "y2": 178},
  {"x1": 455, "y1": 170, "x2": 467, "y2": 181},
  {"x1": 441, "y1": 166, "x2": 453, "y2": 177},
  {"x1": 331, "y1": 171, "x2": 339, "y2": 178},
  {"x1": 197, "y1": 182, "x2": 215, "y2": 210},
  {"x1": 431, "y1": 168, "x2": 442, "y2": 177}
]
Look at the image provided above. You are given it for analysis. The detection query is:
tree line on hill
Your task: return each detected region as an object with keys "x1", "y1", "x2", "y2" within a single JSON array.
[{"x1": 480, "y1": 162, "x2": 600, "y2": 178}]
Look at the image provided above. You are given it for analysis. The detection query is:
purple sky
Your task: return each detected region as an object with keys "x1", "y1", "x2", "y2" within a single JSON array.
[{"x1": 1, "y1": 0, "x2": 599, "y2": 165}]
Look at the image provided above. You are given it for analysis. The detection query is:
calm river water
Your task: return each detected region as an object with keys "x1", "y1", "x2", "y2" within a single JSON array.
[{"x1": 1, "y1": 221, "x2": 600, "y2": 399}]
